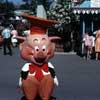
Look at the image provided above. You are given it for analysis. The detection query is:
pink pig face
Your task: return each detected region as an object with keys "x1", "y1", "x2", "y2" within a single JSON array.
[{"x1": 20, "y1": 34, "x2": 57, "y2": 65}]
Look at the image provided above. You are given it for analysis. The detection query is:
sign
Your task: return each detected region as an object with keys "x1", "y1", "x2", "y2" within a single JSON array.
[{"x1": 91, "y1": 0, "x2": 100, "y2": 8}]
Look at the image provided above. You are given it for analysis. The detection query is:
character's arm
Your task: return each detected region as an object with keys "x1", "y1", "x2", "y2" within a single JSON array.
[
  {"x1": 19, "y1": 63, "x2": 30, "y2": 87},
  {"x1": 48, "y1": 62, "x2": 59, "y2": 86}
]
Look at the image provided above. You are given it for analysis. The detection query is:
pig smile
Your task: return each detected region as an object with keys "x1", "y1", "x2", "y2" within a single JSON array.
[{"x1": 35, "y1": 57, "x2": 46, "y2": 63}]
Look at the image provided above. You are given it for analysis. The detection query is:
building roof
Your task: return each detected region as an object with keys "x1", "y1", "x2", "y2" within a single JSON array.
[
  {"x1": 73, "y1": 0, "x2": 100, "y2": 14},
  {"x1": 74, "y1": 0, "x2": 90, "y2": 8}
]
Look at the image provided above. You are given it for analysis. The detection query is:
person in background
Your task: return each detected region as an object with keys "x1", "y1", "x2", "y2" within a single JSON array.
[
  {"x1": 90, "y1": 33, "x2": 95, "y2": 59},
  {"x1": 1, "y1": 24, "x2": 12, "y2": 56},
  {"x1": 0, "y1": 26, "x2": 4, "y2": 48},
  {"x1": 11, "y1": 26, "x2": 18, "y2": 47},
  {"x1": 83, "y1": 32, "x2": 93, "y2": 60},
  {"x1": 0, "y1": 34, "x2": 4, "y2": 48},
  {"x1": 95, "y1": 29, "x2": 100, "y2": 60}
]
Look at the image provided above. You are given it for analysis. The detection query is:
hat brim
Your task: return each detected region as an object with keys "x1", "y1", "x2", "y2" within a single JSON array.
[{"x1": 21, "y1": 14, "x2": 58, "y2": 26}]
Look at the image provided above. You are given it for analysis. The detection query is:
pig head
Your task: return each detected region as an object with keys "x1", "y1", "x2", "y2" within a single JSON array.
[{"x1": 20, "y1": 34, "x2": 60, "y2": 65}]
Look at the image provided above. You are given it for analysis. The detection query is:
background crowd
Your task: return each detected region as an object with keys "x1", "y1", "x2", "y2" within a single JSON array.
[{"x1": 0, "y1": 0, "x2": 99, "y2": 61}]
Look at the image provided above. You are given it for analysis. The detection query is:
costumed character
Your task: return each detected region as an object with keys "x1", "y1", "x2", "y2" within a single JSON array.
[{"x1": 17, "y1": 14, "x2": 60, "y2": 100}]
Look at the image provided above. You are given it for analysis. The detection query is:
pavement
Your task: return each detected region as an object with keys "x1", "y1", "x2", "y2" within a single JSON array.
[{"x1": 0, "y1": 47, "x2": 100, "y2": 100}]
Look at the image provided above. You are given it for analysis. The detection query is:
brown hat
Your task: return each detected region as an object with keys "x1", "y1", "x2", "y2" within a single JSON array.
[{"x1": 22, "y1": 14, "x2": 58, "y2": 35}]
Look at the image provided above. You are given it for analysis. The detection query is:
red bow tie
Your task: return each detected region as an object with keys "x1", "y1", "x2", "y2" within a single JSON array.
[{"x1": 29, "y1": 63, "x2": 48, "y2": 81}]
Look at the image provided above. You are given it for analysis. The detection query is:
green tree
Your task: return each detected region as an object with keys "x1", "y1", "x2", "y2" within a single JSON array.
[
  {"x1": 20, "y1": 0, "x2": 36, "y2": 14},
  {"x1": 0, "y1": 0, "x2": 15, "y2": 16},
  {"x1": 47, "y1": 3, "x2": 75, "y2": 24}
]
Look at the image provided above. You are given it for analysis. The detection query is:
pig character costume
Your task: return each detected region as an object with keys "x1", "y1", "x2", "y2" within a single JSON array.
[{"x1": 18, "y1": 14, "x2": 60, "y2": 100}]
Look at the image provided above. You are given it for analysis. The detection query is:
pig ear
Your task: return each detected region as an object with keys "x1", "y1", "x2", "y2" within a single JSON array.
[
  {"x1": 19, "y1": 41, "x2": 27, "y2": 50},
  {"x1": 49, "y1": 36, "x2": 61, "y2": 42},
  {"x1": 15, "y1": 36, "x2": 26, "y2": 43}
]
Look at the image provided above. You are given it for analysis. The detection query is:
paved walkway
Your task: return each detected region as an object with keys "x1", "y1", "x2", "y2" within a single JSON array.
[{"x1": 0, "y1": 47, "x2": 100, "y2": 100}]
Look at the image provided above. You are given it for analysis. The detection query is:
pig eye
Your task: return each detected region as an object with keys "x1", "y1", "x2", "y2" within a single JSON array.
[
  {"x1": 42, "y1": 38, "x2": 46, "y2": 41},
  {"x1": 34, "y1": 46, "x2": 39, "y2": 51},
  {"x1": 42, "y1": 45, "x2": 46, "y2": 51},
  {"x1": 33, "y1": 39, "x2": 38, "y2": 43}
]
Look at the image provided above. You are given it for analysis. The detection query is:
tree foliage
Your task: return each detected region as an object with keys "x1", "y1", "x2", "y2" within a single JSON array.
[
  {"x1": 20, "y1": 0, "x2": 36, "y2": 14},
  {"x1": 47, "y1": 2, "x2": 77, "y2": 24},
  {"x1": 0, "y1": 0, "x2": 15, "y2": 16}
]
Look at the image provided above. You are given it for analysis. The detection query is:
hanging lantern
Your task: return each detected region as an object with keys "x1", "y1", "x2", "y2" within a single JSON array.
[
  {"x1": 82, "y1": 10, "x2": 86, "y2": 14},
  {"x1": 77, "y1": 10, "x2": 80, "y2": 14},
  {"x1": 73, "y1": 10, "x2": 77, "y2": 14},
  {"x1": 95, "y1": 10, "x2": 98, "y2": 14},
  {"x1": 86, "y1": 10, "x2": 89, "y2": 14},
  {"x1": 91, "y1": 10, "x2": 94, "y2": 14}
]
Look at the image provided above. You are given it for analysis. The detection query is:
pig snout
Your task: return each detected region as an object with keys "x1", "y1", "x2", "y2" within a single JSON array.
[
  {"x1": 35, "y1": 52, "x2": 46, "y2": 63},
  {"x1": 37, "y1": 52, "x2": 44, "y2": 58}
]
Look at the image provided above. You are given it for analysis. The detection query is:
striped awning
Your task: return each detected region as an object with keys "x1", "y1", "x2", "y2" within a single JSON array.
[
  {"x1": 73, "y1": 8, "x2": 100, "y2": 14},
  {"x1": 73, "y1": 0, "x2": 100, "y2": 14}
]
